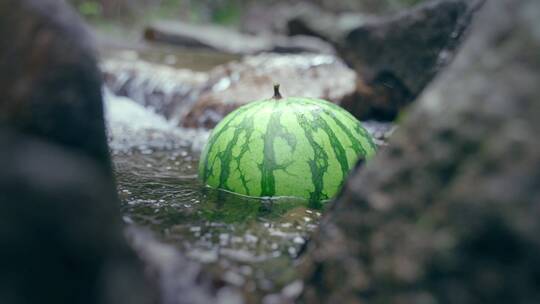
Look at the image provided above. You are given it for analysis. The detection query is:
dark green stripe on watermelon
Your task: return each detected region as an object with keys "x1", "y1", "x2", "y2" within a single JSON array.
[
  {"x1": 198, "y1": 95, "x2": 377, "y2": 202},
  {"x1": 295, "y1": 110, "x2": 330, "y2": 202}
]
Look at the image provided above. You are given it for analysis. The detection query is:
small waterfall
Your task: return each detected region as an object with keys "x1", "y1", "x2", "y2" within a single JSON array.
[
  {"x1": 101, "y1": 57, "x2": 210, "y2": 125},
  {"x1": 103, "y1": 88, "x2": 209, "y2": 154}
]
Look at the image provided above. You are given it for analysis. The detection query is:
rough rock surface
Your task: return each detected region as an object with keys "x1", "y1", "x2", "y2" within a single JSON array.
[
  {"x1": 0, "y1": 2, "x2": 243, "y2": 304},
  {"x1": 0, "y1": 0, "x2": 112, "y2": 172},
  {"x1": 0, "y1": 1, "x2": 156, "y2": 304},
  {"x1": 144, "y1": 20, "x2": 334, "y2": 56},
  {"x1": 299, "y1": 0, "x2": 540, "y2": 303},
  {"x1": 288, "y1": 0, "x2": 483, "y2": 120},
  {"x1": 182, "y1": 53, "x2": 356, "y2": 128},
  {"x1": 0, "y1": 130, "x2": 155, "y2": 304}
]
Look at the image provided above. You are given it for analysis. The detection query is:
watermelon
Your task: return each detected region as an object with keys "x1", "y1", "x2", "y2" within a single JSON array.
[{"x1": 198, "y1": 85, "x2": 376, "y2": 202}]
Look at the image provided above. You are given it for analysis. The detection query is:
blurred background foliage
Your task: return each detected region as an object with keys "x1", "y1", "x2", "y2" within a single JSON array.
[{"x1": 68, "y1": 0, "x2": 426, "y2": 26}]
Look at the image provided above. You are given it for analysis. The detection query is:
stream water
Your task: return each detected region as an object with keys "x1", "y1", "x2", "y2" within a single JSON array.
[
  {"x1": 102, "y1": 47, "x2": 393, "y2": 301},
  {"x1": 105, "y1": 89, "x2": 321, "y2": 300}
]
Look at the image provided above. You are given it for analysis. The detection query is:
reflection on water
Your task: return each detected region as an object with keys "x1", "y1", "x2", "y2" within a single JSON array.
[{"x1": 113, "y1": 149, "x2": 322, "y2": 296}]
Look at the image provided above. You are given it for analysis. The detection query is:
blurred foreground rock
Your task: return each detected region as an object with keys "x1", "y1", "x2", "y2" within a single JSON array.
[
  {"x1": 144, "y1": 21, "x2": 334, "y2": 56},
  {"x1": 0, "y1": 1, "x2": 245, "y2": 302},
  {"x1": 288, "y1": 0, "x2": 483, "y2": 120},
  {"x1": 0, "y1": 1, "x2": 156, "y2": 303},
  {"x1": 0, "y1": 130, "x2": 154, "y2": 304},
  {"x1": 0, "y1": 0, "x2": 112, "y2": 172},
  {"x1": 299, "y1": 0, "x2": 540, "y2": 303},
  {"x1": 182, "y1": 53, "x2": 356, "y2": 128}
]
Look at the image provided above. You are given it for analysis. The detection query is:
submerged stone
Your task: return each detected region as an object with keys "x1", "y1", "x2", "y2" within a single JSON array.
[{"x1": 198, "y1": 85, "x2": 376, "y2": 202}]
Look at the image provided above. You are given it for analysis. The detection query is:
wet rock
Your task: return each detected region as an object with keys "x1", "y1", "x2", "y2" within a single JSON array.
[
  {"x1": 0, "y1": 1, "x2": 154, "y2": 303},
  {"x1": 0, "y1": 0, "x2": 111, "y2": 171},
  {"x1": 102, "y1": 58, "x2": 209, "y2": 120},
  {"x1": 300, "y1": 0, "x2": 540, "y2": 303},
  {"x1": 182, "y1": 53, "x2": 356, "y2": 128},
  {"x1": 0, "y1": 130, "x2": 154, "y2": 304},
  {"x1": 288, "y1": 0, "x2": 484, "y2": 120},
  {"x1": 144, "y1": 20, "x2": 334, "y2": 56}
]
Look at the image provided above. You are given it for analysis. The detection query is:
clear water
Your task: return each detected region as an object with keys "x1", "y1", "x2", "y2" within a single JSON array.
[
  {"x1": 103, "y1": 49, "x2": 394, "y2": 300},
  {"x1": 106, "y1": 91, "x2": 322, "y2": 299}
]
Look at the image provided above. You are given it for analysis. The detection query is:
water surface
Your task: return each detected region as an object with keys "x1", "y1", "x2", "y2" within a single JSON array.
[{"x1": 106, "y1": 92, "x2": 321, "y2": 299}]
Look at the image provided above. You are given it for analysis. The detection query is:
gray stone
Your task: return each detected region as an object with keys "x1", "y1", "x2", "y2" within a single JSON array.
[
  {"x1": 299, "y1": 0, "x2": 540, "y2": 303},
  {"x1": 181, "y1": 53, "x2": 356, "y2": 128},
  {"x1": 288, "y1": 0, "x2": 484, "y2": 120},
  {"x1": 0, "y1": 0, "x2": 112, "y2": 172},
  {"x1": 0, "y1": 130, "x2": 155, "y2": 304},
  {"x1": 0, "y1": 1, "x2": 155, "y2": 303}
]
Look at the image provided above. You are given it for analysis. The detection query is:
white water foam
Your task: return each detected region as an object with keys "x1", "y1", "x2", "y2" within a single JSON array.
[{"x1": 103, "y1": 88, "x2": 209, "y2": 154}]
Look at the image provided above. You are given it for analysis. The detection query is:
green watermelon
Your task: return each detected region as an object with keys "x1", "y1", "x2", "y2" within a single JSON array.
[{"x1": 198, "y1": 85, "x2": 376, "y2": 202}]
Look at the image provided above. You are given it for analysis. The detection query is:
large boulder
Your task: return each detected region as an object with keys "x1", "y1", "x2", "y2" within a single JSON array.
[
  {"x1": 181, "y1": 53, "x2": 356, "y2": 128},
  {"x1": 0, "y1": 1, "x2": 154, "y2": 303},
  {"x1": 0, "y1": 2, "x2": 245, "y2": 303},
  {"x1": 288, "y1": 0, "x2": 484, "y2": 120},
  {"x1": 299, "y1": 0, "x2": 540, "y2": 303},
  {"x1": 0, "y1": 130, "x2": 154, "y2": 304},
  {"x1": 0, "y1": 0, "x2": 111, "y2": 172}
]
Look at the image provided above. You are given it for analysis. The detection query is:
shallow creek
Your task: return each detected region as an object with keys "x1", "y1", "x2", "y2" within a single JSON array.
[
  {"x1": 105, "y1": 89, "x2": 321, "y2": 301},
  {"x1": 102, "y1": 48, "x2": 392, "y2": 300}
]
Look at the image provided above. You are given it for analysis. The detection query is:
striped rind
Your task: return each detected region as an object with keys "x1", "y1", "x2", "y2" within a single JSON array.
[{"x1": 198, "y1": 97, "x2": 377, "y2": 201}]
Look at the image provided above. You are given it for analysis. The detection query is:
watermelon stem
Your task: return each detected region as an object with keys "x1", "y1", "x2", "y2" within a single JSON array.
[{"x1": 273, "y1": 84, "x2": 283, "y2": 100}]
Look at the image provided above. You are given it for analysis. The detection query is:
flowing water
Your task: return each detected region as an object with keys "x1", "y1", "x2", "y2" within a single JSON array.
[
  {"x1": 102, "y1": 48, "x2": 394, "y2": 301},
  {"x1": 105, "y1": 89, "x2": 322, "y2": 300}
]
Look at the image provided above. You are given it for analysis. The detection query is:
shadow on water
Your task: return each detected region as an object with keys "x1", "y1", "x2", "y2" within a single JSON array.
[{"x1": 113, "y1": 148, "x2": 323, "y2": 296}]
